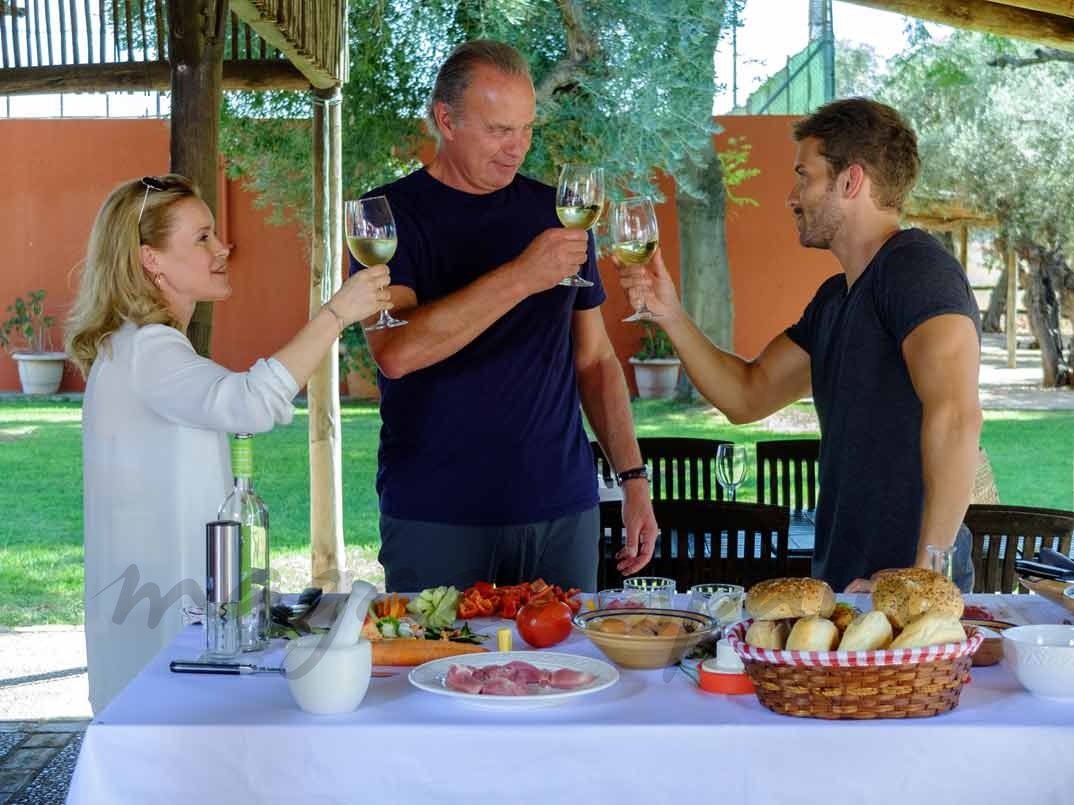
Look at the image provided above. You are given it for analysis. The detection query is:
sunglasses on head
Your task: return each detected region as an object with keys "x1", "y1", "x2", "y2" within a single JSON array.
[{"x1": 137, "y1": 176, "x2": 169, "y2": 226}]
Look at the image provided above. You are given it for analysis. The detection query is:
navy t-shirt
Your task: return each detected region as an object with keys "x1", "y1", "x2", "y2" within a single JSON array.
[
  {"x1": 785, "y1": 229, "x2": 980, "y2": 590},
  {"x1": 350, "y1": 169, "x2": 606, "y2": 526}
]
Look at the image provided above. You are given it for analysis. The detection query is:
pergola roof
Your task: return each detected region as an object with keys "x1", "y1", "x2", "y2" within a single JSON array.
[
  {"x1": 845, "y1": 1, "x2": 1074, "y2": 50},
  {"x1": 0, "y1": 0, "x2": 347, "y2": 95}
]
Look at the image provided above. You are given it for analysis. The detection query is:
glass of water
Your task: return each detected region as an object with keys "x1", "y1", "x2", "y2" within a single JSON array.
[
  {"x1": 623, "y1": 576, "x2": 676, "y2": 609},
  {"x1": 687, "y1": 583, "x2": 745, "y2": 630}
]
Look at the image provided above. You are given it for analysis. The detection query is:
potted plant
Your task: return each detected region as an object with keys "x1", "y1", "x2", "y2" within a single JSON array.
[
  {"x1": 628, "y1": 322, "x2": 681, "y2": 400},
  {"x1": 0, "y1": 289, "x2": 67, "y2": 395},
  {"x1": 339, "y1": 324, "x2": 380, "y2": 401}
]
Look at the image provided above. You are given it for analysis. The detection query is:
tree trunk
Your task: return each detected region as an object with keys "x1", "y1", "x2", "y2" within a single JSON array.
[
  {"x1": 168, "y1": 1, "x2": 228, "y2": 357},
  {"x1": 675, "y1": 150, "x2": 732, "y2": 397},
  {"x1": 1019, "y1": 243, "x2": 1072, "y2": 388},
  {"x1": 981, "y1": 263, "x2": 1008, "y2": 334}
]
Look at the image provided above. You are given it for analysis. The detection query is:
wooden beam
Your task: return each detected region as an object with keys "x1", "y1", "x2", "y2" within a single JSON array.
[
  {"x1": 0, "y1": 60, "x2": 309, "y2": 94},
  {"x1": 844, "y1": 1, "x2": 1074, "y2": 50},
  {"x1": 229, "y1": 0, "x2": 338, "y2": 89},
  {"x1": 990, "y1": 1, "x2": 1074, "y2": 19},
  {"x1": 959, "y1": 223, "x2": 969, "y2": 271},
  {"x1": 308, "y1": 85, "x2": 346, "y2": 593},
  {"x1": 169, "y1": 0, "x2": 229, "y2": 358},
  {"x1": 1007, "y1": 243, "x2": 1018, "y2": 367}
]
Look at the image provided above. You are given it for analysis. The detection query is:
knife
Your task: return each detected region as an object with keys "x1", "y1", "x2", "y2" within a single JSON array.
[
  {"x1": 169, "y1": 660, "x2": 397, "y2": 677},
  {"x1": 170, "y1": 660, "x2": 282, "y2": 675}
]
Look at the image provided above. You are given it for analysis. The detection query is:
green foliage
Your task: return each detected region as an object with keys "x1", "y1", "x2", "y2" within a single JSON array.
[
  {"x1": 633, "y1": 322, "x2": 677, "y2": 360},
  {"x1": 718, "y1": 137, "x2": 761, "y2": 208},
  {"x1": 0, "y1": 289, "x2": 55, "y2": 355},
  {"x1": 220, "y1": 0, "x2": 740, "y2": 225},
  {"x1": 339, "y1": 324, "x2": 377, "y2": 382},
  {"x1": 840, "y1": 29, "x2": 1074, "y2": 256}
]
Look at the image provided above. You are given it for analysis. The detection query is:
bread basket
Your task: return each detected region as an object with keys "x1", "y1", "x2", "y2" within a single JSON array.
[{"x1": 726, "y1": 619, "x2": 983, "y2": 720}]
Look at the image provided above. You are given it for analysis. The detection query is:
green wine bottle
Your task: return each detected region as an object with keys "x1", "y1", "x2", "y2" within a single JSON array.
[{"x1": 217, "y1": 434, "x2": 270, "y2": 651}]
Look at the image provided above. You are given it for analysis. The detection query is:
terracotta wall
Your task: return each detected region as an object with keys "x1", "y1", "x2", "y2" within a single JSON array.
[{"x1": 0, "y1": 115, "x2": 837, "y2": 393}]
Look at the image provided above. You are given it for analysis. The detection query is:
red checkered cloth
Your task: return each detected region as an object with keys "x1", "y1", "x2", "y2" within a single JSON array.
[{"x1": 726, "y1": 619, "x2": 984, "y2": 668}]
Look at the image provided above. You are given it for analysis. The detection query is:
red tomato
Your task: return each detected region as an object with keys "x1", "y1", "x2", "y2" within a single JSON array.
[{"x1": 516, "y1": 599, "x2": 573, "y2": 648}]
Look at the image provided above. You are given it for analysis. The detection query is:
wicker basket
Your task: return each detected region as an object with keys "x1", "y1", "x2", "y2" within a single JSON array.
[{"x1": 726, "y1": 620, "x2": 984, "y2": 720}]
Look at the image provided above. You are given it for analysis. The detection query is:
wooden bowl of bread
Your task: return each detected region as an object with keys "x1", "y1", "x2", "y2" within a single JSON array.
[
  {"x1": 727, "y1": 571, "x2": 983, "y2": 720},
  {"x1": 573, "y1": 608, "x2": 718, "y2": 669}
]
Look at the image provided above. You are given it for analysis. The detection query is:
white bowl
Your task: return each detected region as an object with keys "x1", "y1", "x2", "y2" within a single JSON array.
[
  {"x1": 1002, "y1": 624, "x2": 1074, "y2": 699},
  {"x1": 283, "y1": 635, "x2": 372, "y2": 714}
]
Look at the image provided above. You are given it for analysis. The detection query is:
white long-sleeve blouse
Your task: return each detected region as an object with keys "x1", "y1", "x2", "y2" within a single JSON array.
[{"x1": 81, "y1": 321, "x2": 298, "y2": 713}]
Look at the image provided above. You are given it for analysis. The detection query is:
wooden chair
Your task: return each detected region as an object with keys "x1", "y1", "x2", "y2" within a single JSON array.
[
  {"x1": 964, "y1": 504, "x2": 1074, "y2": 593},
  {"x1": 591, "y1": 437, "x2": 732, "y2": 502},
  {"x1": 596, "y1": 499, "x2": 805, "y2": 591},
  {"x1": 756, "y1": 438, "x2": 820, "y2": 513}
]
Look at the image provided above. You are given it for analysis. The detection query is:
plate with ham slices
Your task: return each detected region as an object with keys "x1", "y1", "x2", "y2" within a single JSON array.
[{"x1": 408, "y1": 651, "x2": 619, "y2": 709}]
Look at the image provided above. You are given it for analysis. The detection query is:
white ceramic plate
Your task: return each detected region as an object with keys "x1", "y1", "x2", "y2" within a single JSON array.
[{"x1": 408, "y1": 651, "x2": 619, "y2": 709}]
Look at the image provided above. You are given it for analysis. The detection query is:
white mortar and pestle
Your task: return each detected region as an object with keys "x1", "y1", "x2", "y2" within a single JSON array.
[{"x1": 283, "y1": 580, "x2": 377, "y2": 714}]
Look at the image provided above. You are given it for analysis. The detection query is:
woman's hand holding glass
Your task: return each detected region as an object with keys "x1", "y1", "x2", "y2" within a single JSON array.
[{"x1": 329, "y1": 264, "x2": 393, "y2": 328}]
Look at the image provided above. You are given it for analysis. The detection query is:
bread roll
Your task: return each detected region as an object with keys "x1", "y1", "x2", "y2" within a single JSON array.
[
  {"x1": 829, "y1": 602, "x2": 859, "y2": 633},
  {"x1": 889, "y1": 611, "x2": 967, "y2": 649},
  {"x1": 871, "y1": 568, "x2": 964, "y2": 630},
  {"x1": 744, "y1": 619, "x2": 789, "y2": 649},
  {"x1": 786, "y1": 616, "x2": 839, "y2": 651},
  {"x1": 745, "y1": 578, "x2": 835, "y2": 621},
  {"x1": 837, "y1": 610, "x2": 893, "y2": 651}
]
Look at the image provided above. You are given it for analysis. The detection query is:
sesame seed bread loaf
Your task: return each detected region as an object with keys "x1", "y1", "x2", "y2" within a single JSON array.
[
  {"x1": 871, "y1": 568, "x2": 964, "y2": 630},
  {"x1": 745, "y1": 578, "x2": 836, "y2": 621}
]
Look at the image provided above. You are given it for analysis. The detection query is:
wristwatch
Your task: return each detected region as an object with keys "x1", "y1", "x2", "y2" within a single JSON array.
[{"x1": 615, "y1": 466, "x2": 650, "y2": 485}]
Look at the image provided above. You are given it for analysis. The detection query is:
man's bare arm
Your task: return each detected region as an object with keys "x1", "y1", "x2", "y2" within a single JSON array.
[{"x1": 903, "y1": 314, "x2": 983, "y2": 567}]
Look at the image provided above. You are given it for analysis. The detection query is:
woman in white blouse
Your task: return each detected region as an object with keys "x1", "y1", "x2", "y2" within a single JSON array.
[{"x1": 66, "y1": 175, "x2": 390, "y2": 713}]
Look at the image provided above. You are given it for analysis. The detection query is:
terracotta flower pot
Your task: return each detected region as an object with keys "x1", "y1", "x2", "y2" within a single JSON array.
[{"x1": 629, "y1": 357, "x2": 681, "y2": 400}]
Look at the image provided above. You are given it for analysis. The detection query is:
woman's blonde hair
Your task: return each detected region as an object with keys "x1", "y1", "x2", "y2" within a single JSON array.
[{"x1": 65, "y1": 174, "x2": 199, "y2": 377}]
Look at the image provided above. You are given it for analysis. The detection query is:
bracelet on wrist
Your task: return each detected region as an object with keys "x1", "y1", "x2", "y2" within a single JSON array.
[{"x1": 322, "y1": 302, "x2": 346, "y2": 335}]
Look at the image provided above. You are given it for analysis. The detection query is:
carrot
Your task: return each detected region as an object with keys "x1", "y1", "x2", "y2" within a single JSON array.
[{"x1": 372, "y1": 639, "x2": 488, "y2": 667}]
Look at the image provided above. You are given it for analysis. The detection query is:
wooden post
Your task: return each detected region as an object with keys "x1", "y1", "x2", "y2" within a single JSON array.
[
  {"x1": 959, "y1": 223, "x2": 969, "y2": 272},
  {"x1": 1007, "y1": 243, "x2": 1018, "y2": 369},
  {"x1": 308, "y1": 85, "x2": 346, "y2": 592},
  {"x1": 168, "y1": 1, "x2": 228, "y2": 358}
]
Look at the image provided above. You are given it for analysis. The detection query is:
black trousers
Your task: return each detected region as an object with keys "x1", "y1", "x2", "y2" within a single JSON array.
[{"x1": 378, "y1": 507, "x2": 599, "y2": 593}]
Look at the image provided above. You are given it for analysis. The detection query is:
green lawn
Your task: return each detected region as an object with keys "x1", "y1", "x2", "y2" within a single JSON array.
[{"x1": 0, "y1": 398, "x2": 1071, "y2": 626}]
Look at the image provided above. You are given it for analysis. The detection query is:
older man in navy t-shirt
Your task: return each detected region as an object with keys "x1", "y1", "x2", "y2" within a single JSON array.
[{"x1": 350, "y1": 41, "x2": 658, "y2": 592}]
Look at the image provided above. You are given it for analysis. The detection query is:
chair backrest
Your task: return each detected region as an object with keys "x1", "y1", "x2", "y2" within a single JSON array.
[
  {"x1": 591, "y1": 437, "x2": 732, "y2": 502},
  {"x1": 597, "y1": 499, "x2": 804, "y2": 591},
  {"x1": 964, "y1": 504, "x2": 1074, "y2": 593},
  {"x1": 756, "y1": 438, "x2": 820, "y2": 513}
]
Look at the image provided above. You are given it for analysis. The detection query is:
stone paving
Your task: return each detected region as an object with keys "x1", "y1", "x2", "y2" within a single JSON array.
[
  {"x1": 0, "y1": 330, "x2": 1069, "y2": 802},
  {"x1": 0, "y1": 721, "x2": 87, "y2": 804}
]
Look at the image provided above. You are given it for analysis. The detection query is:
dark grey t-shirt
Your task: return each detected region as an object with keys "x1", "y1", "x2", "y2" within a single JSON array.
[{"x1": 786, "y1": 229, "x2": 980, "y2": 591}]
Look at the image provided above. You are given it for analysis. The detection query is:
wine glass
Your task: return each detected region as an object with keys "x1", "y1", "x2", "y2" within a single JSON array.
[
  {"x1": 345, "y1": 196, "x2": 407, "y2": 332},
  {"x1": 715, "y1": 444, "x2": 749, "y2": 502},
  {"x1": 610, "y1": 197, "x2": 660, "y2": 322},
  {"x1": 554, "y1": 164, "x2": 603, "y2": 287}
]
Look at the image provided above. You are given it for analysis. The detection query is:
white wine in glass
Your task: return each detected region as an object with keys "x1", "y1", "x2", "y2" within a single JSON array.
[
  {"x1": 716, "y1": 444, "x2": 750, "y2": 502},
  {"x1": 555, "y1": 164, "x2": 603, "y2": 288},
  {"x1": 345, "y1": 196, "x2": 407, "y2": 332},
  {"x1": 610, "y1": 197, "x2": 660, "y2": 322}
]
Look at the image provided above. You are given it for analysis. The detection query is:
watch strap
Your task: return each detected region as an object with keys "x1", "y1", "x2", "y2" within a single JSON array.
[{"x1": 615, "y1": 466, "x2": 650, "y2": 485}]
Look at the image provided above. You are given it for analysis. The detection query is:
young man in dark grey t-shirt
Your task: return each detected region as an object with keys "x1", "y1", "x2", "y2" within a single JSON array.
[{"x1": 615, "y1": 98, "x2": 982, "y2": 592}]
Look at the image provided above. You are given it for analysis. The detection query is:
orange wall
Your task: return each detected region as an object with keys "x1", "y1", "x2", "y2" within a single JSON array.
[
  {"x1": 717, "y1": 115, "x2": 842, "y2": 358},
  {"x1": 0, "y1": 115, "x2": 838, "y2": 393}
]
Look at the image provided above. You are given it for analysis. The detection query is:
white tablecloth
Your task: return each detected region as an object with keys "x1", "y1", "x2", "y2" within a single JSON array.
[{"x1": 68, "y1": 594, "x2": 1074, "y2": 805}]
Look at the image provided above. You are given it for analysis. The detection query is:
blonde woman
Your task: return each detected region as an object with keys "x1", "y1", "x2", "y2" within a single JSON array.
[{"x1": 67, "y1": 175, "x2": 390, "y2": 713}]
